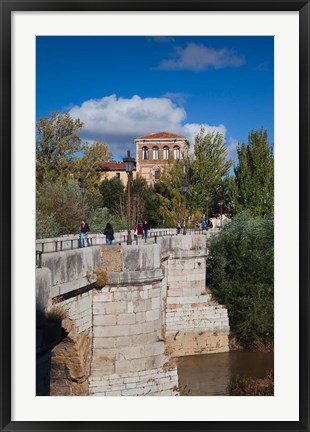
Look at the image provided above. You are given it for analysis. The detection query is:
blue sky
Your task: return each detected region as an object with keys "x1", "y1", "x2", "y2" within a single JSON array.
[{"x1": 36, "y1": 36, "x2": 274, "y2": 163}]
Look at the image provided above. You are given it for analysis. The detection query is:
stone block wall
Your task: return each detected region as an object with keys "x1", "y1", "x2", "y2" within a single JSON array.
[
  {"x1": 164, "y1": 243, "x2": 230, "y2": 357},
  {"x1": 167, "y1": 252, "x2": 207, "y2": 297},
  {"x1": 165, "y1": 294, "x2": 229, "y2": 357},
  {"x1": 89, "y1": 280, "x2": 178, "y2": 395},
  {"x1": 50, "y1": 289, "x2": 93, "y2": 396},
  {"x1": 89, "y1": 368, "x2": 178, "y2": 396},
  {"x1": 60, "y1": 290, "x2": 93, "y2": 334},
  {"x1": 89, "y1": 244, "x2": 178, "y2": 396}
]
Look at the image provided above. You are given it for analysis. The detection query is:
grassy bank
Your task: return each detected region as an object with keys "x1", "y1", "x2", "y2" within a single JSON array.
[{"x1": 228, "y1": 371, "x2": 274, "y2": 396}]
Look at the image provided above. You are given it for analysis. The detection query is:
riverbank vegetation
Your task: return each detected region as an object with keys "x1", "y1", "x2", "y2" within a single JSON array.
[
  {"x1": 228, "y1": 371, "x2": 274, "y2": 396},
  {"x1": 207, "y1": 212, "x2": 274, "y2": 349}
]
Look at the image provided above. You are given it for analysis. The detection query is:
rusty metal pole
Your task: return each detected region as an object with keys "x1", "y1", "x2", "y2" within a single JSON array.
[{"x1": 127, "y1": 173, "x2": 132, "y2": 245}]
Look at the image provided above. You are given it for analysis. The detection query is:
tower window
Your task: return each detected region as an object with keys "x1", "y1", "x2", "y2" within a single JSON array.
[
  {"x1": 142, "y1": 146, "x2": 149, "y2": 160},
  {"x1": 173, "y1": 146, "x2": 180, "y2": 160},
  {"x1": 152, "y1": 146, "x2": 159, "y2": 160},
  {"x1": 163, "y1": 146, "x2": 169, "y2": 160}
]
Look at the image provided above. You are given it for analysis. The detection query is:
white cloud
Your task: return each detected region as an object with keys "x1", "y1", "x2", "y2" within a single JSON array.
[
  {"x1": 70, "y1": 94, "x2": 186, "y2": 155},
  {"x1": 226, "y1": 136, "x2": 240, "y2": 163},
  {"x1": 157, "y1": 43, "x2": 245, "y2": 71},
  {"x1": 183, "y1": 123, "x2": 227, "y2": 147},
  {"x1": 69, "y1": 94, "x2": 226, "y2": 157}
]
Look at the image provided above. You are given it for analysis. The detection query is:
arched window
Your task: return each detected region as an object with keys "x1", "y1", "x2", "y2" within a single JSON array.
[
  {"x1": 173, "y1": 146, "x2": 180, "y2": 160},
  {"x1": 163, "y1": 146, "x2": 169, "y2": 160},
  {"x1": 152, "y1": 146, "x2": 159, "y2": 160},
  {"x1": 142, "y1": 146, "x2": 148, "y2": 160}
]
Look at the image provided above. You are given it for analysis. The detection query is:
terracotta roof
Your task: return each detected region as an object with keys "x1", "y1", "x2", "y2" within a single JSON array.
[
  {"x1": 136, "y1": 131, "x2": 186, "y2": 140},
  {"x1": 99, "y1": 161, "x2": 136, "y2": 171}
]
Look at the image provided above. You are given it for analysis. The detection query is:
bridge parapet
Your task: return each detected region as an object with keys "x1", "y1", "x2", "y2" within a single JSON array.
[
  {"x1": 36, "y1": 227, "x2": 217, "y2": 254},
  {"x1": 39, "y1": 247, "x2": 102, "y2": 298},
  {"x1": 37, "y1": 243, "x2": 165, "y2": 304}
]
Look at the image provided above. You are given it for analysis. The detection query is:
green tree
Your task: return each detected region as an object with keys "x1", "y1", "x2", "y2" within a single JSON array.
[
  {"x1": 207, "y1": 212, "x2": 274, "y2": 347},
  {"x1": 131, "y1": 176, "x2": 167, "y2": 226},
  {"x1": 37, "y1": 177, "x2": 125, "y2": 238},
  {"x1": 143, "y1": 185, "x2": 163, "y2": 228},
  {"x1": 36, "y1": 178, "x2": 83, "y2": 236},
  {"x1": 36, "y1": 112, "x2": 83, "y2": 185},
  {"x1": 234, "y1": 129, "x2": 274, "y2": 216},
  {"x1": 36, "y1": 209, "x2": 62, "y2": 239},
  {"x1": 99, "y1": 176, "x2": 125, "y2": 215},
  {"x1": 192, "y1": 128, "x2": 233, "y2": 216},
  {"x1": 155, "y1": 159, "x2": 188, "y2": 226},
  {"x1": 86, "y1": 207, "x2": 127, "y2": 234},
  {"x1": 74, "y1": 140, "x2": 113, "y2": 197},
  {"x1": 221, "y1": 175, "x2": 240, "y2": 217}
]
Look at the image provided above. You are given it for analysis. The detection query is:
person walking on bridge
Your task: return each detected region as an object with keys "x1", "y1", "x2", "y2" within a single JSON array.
[
  {"x1": 142, "y1": 220, "x2": 150, "y2": 239},
  {"x1": 135, "y1": 222, "x2": 144, "y2": 239},
  {"x1": 176, "y1": 221, "x2": 181, "y2": 235},
  {"x1": 80, "y1": 220, "x2": 90, "y2": 248},
  {"x1": 103, "y1": 222, "x2": 114, "y2": 245}
]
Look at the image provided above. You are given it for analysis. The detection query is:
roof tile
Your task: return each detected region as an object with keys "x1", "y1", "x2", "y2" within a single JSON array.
[{"x1": 136, "y1": 131, "x2": 186, "y2": 140}]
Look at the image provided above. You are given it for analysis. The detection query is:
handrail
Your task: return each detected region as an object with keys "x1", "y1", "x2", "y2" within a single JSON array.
[{"x1": 35, "y1": 228, "x2": 217, "y2": 255}]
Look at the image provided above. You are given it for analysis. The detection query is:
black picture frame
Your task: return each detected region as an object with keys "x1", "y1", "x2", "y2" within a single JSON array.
[{"x1": 1, "y1": 0, "x2": 309, "y2": 431}]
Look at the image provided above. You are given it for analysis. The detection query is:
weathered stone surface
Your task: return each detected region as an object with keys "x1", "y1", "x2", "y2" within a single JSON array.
[
  {"x1": 117, "y1": 313, "x2": 136, "y2": 325},
  {"x1": 88, "y1": 366, "x2": 178, "y2": 396},
  {"x1": 93, "y1": 314, "x2": 117, "y2": 326},
  {"x1": 99, "y1": 246, "x2": 122, "y2": 273},
  {"x1": 50, "y1": 323, "x2": 92, "y2": 396},
  {"x1": 36, "y1": 268, "x2": 52, "y2": 311},
  {"x1": 165, "y1": 330, "x2": 229, "y2": 357},
  {"x1": 41, "y1": 248, "x2": 102, "y2": 289}
]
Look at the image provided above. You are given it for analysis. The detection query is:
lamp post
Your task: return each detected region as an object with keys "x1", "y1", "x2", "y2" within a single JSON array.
[
  {"x1": 123, "y1": 150, "x2": 135, "y2": 245},
  {"x1": 182, "y1": 183, "x2": 188, "y2": 235},
  {"x1": 219, "y1": 200, "x2": 223, "y2": 228},
  {"x1": 79, "y1": 181, "x2": 86, "y2": 220},
  {"x1": 205, "y1": 194, "x2": 209, "y2": 230}
]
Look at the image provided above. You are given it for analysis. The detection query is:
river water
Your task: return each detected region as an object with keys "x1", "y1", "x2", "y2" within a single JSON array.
[{"x1": 177, "y1": 351, "x2": 274, "y2": 396}]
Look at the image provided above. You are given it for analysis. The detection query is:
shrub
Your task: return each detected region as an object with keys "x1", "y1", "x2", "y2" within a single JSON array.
[
  {"x1": 94, "y1": 268, "x2": 108, "y2": 288},
  {"x1": 45, "y1": 305, "x2": 67, "y2": 322},
  {"x1": 207, "y1": 212, "x2": 274, "y2": 347},
  {"x1": 228, "y1": 372, "x2": 274, "y2": 396}
]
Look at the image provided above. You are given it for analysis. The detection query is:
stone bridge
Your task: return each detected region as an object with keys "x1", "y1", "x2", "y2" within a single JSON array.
[{"x1": 36, "y1": 234, "x2": 230, "y2": 396}]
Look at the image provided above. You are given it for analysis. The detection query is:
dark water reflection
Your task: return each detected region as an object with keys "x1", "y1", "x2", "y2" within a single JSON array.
[{"x1": 177, "y1": 351, "x2": 274, "y2": 396}]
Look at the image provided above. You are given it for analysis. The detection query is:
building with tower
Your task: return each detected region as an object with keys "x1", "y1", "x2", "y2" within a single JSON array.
[{"x1": 135, "y1": 131, "x2": 190, "y2": 185}]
